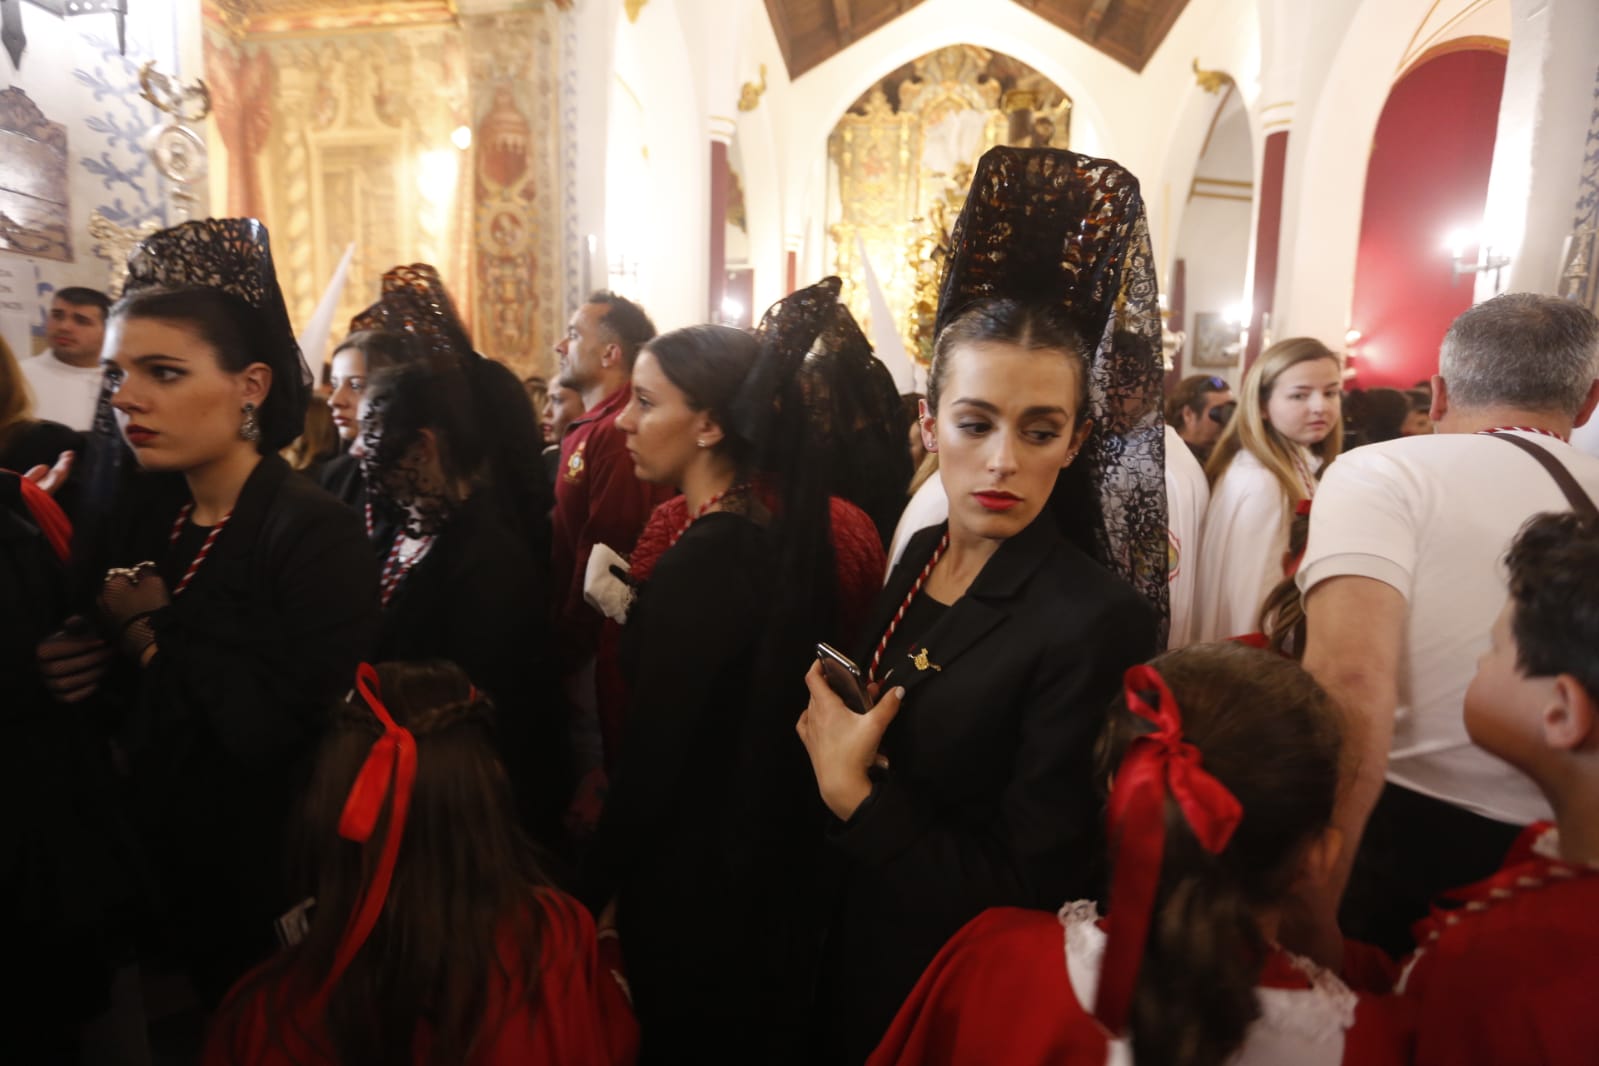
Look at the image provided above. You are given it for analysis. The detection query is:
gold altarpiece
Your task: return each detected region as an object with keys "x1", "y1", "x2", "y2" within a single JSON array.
[
  {"x1": 202, "y1": 0, "x2": 566, "y2": 377},
  {"x1": 828, "y1": 46, "x2": 1072, "y2": 365}
]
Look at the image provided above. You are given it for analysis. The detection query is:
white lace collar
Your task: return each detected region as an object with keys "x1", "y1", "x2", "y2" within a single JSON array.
[{"x1": 1058, "y1": 901, "x2": 1356, "y2": 1064}]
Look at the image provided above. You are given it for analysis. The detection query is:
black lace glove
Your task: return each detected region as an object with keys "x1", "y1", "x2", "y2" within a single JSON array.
[{"x1": 98, "y1": 563, "x2": 170, "y2": 664}]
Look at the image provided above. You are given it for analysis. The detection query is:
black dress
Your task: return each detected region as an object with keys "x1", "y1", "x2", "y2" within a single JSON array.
[
  {"x1": 108, "y1": 455, "x2": 381, "y2": 1001},
  {"x1": 580, "y1": 511, "x2": 828, "y2": 1064},
  {"x1": 374, "y1": 489, "x2": 566, "y2": 852},
  {"x1": 817, "y1": 517, "x2": 1158, "y2": 1062},
  {"x1": 0, "y1": 473, "x2": 143, "y2": 1058},
  {"x1": 0, "y1": 419, "x2": 85, "y2": 519}
]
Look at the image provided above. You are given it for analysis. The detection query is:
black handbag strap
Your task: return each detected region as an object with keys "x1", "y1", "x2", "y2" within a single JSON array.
[{"x1": 1490, "y1": 432, "x2": 1599, "y2": 523}]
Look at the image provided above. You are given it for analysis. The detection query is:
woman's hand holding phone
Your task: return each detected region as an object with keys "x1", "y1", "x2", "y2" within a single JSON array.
[{"x1": 796, "y1": 661, "x2": 903, "y2": 821}]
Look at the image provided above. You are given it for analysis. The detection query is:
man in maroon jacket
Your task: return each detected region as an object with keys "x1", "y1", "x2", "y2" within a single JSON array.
[{"x1": 552, "y1": 292, "x2": 672, "y2": 806}]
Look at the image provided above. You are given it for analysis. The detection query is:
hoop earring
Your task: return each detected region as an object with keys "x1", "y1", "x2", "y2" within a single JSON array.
[{"x1": 240, "y1": 402, "x2": 261, "y2": 443}]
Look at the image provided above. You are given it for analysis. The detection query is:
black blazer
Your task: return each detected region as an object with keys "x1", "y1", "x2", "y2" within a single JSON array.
[
  {"x1": 820, "y1": 515, "x2": 1157, "y2": 1061},
  {"x1": 110, "y1": 454, "x2": 381, "y2": 1000}
]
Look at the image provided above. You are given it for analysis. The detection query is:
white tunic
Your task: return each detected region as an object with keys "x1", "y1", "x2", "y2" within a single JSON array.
[
  {"x1": 1193, "y1": 446, "x2": 1310, "y2": 642},
  {"x1": 1164, "y1": 424, "x2": 1209, "y2": 649}
]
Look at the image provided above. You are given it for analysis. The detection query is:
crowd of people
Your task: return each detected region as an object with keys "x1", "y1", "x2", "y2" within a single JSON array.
[{"x1": 3, "y1": 143, "x2": 1598, "y2": 1066}]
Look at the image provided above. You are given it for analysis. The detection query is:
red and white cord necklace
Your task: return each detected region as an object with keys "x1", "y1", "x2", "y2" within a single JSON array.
[
  {"x1": 379, "y1": 531, "x2": 435, "y2": 607},
  {"x1": 869, "y1": 530, "x2": 949, "y2": 683},
  {"x1": 1478, "y1": 425, "x2": 1570, "y2": 442},
  {"x1": 668, "y1": 483, "x2": 749, "y2": 550},
  {"x1": 168, "y1": 504, "x2": 232, "y2": 596}
]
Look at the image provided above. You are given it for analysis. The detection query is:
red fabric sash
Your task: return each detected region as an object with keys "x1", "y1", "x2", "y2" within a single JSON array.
[
  {"x1": 310, "y1": 663, "x2": 418, "y2": 1012},
  {"x1": 1094, "y1": 665, "x2": 1243, "y2": 1035},
  {"x1": 16, "y1": 474, "x2": 71, "y2": 565}
]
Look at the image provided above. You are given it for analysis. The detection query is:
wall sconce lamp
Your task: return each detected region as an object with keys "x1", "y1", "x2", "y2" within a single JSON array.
[{"x1": 1447, "y1": 228, "x2": 1511, "y2": 287}]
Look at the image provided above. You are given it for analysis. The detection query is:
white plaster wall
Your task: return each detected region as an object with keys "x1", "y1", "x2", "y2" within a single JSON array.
[
  {"x1": 1276, "y1": 0, "x2": 1513, "y2": 347},
  {"x1": 1483, "y1": 0, "x2": 1599, "y2": 298},
  {"x1": 0, "y1": 1, "x2": 189, "y2": 358},
  {"x1": 572, "y1": 0, "x2": 621, "y2": 306},
  {"x1": 607, "y1": 0, "x2": 709, "y2": 331}
]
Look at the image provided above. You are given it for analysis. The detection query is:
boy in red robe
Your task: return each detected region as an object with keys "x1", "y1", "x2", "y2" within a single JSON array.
[{"x1": 1394, "y1": 510, "x2": 1599, "y2": 1066}]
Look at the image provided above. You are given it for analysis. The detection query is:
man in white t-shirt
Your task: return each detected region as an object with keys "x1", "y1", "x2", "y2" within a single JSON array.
[
  {"x1": 20, "y1": 287, "x2": 109, "y2": 431},
  {"x1": 1293, "y1": 292, "x2": 1599, "y2": 958}
]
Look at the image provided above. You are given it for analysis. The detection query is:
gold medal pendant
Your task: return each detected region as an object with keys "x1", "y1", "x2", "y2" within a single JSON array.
[{"x1": 911, "y1": 648, "x2": 941, "y2": 672}]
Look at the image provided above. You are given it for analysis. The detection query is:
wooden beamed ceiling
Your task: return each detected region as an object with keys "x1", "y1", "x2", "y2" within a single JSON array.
[{"x1": 762, "y1": 0, "x2": 1191, "y2": 78}]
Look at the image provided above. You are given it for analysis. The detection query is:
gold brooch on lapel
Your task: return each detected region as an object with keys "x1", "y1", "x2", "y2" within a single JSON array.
[{"x1": 910, "y1": 648, "x2": 941, "y2": 673}]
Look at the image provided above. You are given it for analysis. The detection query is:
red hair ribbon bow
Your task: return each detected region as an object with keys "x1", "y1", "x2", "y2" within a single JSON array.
[
  {"x1": 1093, "y1": 664, "x2": 1243, "y2": 1036},
  {"x1": 311, "y1": 663, "x2": 418, "y2": 1011}
]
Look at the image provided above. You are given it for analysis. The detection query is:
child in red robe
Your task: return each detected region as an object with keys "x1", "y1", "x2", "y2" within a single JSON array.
[
  {"x1": 204, "y1": 661, "x2": 637, "y2": 1066},
  {"x1": 868, "y1": 643, "x2": 1411, "y2": 1065},
  {"x1": 1391, "y1": 511, "x2": 1599, "y2": 1066}
]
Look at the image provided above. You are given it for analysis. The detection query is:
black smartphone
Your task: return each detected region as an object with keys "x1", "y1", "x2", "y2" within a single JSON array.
[{"x1": 816, "y1": 642, "x2": 871, "y2": 714}]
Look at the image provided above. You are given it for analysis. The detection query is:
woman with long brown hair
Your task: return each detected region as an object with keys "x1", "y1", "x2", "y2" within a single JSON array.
[
  {"x1": 1193, "y1": 338, "x2": 1343, "y2": 641},
  {"x1": 206, "y1": 660, "x2": 636, "y2": 1066}
]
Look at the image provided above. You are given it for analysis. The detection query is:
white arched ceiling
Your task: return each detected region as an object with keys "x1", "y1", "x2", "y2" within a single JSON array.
[{"x1": 1279, "y1": 0, "x2": 1510, "y2": 345}]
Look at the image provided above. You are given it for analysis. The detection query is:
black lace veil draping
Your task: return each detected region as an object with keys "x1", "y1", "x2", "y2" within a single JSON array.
[
  {"x1": 71, "y1": 218, "x2": 308, "y2": 597},
  {"x1": 753, "y1": 277, "x2": 913, "y2": 548},
  {"x1": 936, "y1": 146, "x2": 1169, "y2": 637},
  {"x1": 358, "y1": 264, "x2": 553, "y2": 560}
]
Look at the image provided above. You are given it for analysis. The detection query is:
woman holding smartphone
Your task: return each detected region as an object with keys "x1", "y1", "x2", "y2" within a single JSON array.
[
  {"x1": 580, "y1": 280, "x2": 881, "y2": 1064},
  {"x1": 795, "y1": 146, "x2": 1165, "y2": 1062}
]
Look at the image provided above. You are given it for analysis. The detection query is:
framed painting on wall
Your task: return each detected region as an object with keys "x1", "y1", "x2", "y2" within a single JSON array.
[
  {"x1": 0, "y1": 87, "x2": 71, "y2": 262},
  {"x1": 1192, "y1": 311, "x2": 1239, "y2": 368}
]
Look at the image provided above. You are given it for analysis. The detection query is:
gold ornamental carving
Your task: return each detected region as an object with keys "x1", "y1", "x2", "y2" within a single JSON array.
[
  {"x1": 738, "y1": 64, "x2": 767, "y2": 112},
  {"x1": 828, "y1": 45, "x2": 1073, "y2": 365},
  {"x1": 1193, "y1": 58, "x2": 1232, "y2": 93}
]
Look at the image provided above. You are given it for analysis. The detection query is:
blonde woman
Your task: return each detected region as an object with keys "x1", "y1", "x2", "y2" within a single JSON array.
[{"x1": 1193, "y1": 338, "x2": 1343, "y2": 641}]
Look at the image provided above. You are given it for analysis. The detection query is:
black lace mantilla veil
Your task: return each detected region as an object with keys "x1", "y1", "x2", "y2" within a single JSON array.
[
  {"x1": 73, "y1": 218, "x2": 309, "y2": 594},
  {"x1": 746, "y1": 277, "x2": 912, "y2": 547},
  {"x1": 355, "y1": 262, "x2": 553, "y2": 553},
  {"x1": 348, "y1": 263, "x2": 474, "y2": 364},
  {"x1": 936, "y1": 146, "x2": 1169, "y2": 637}
]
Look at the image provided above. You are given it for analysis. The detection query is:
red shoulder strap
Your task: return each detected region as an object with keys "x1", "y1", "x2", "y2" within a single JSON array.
[{"x1": 16, "y1": 475, "x2": 71, "y2": 565}]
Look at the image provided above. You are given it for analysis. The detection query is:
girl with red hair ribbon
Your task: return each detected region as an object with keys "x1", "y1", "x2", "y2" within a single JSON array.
[
  {"x1": 205, "y1": 661, "x2": 637, "y2": 1066},
  {"x1": 866, "y1": 644, "x2": 1410, "y2": 1066}
]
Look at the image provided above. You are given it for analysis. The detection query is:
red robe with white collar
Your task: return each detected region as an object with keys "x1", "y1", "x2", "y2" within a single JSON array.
[{"x1": 868, "y1": 902, "x2": 1410, "y2": 1066}]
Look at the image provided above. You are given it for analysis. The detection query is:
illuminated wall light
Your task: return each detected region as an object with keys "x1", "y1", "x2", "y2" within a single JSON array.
[
  {"x1": 720, "y1": 296, "x2": 745, "y2": 323},
  {"x1": 416, "y1": 150, "x2": 457, "y2": 203},
  {"x1": 451, "y1": 125, "x2": 473, "y2": 151}
]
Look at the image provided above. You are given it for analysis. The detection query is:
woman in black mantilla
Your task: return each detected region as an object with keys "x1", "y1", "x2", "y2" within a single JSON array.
[
  {"x1": 794, "y1": 146, "x2": 1169, "y2": 1062},
  {"x1": 579, "y1": 283, "x2": 863, "y2": 1064},
  {"x1": 352, "y1": 263, "x2": 566, "y2": 856},
  {"x1": 64, "y1": 219, "x2": 382, "y2": 1002}
]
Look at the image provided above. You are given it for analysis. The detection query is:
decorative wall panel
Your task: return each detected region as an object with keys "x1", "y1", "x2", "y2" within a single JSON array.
[{"x1": 464, "y1": 6, "x2": 564, "y2": 376}]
